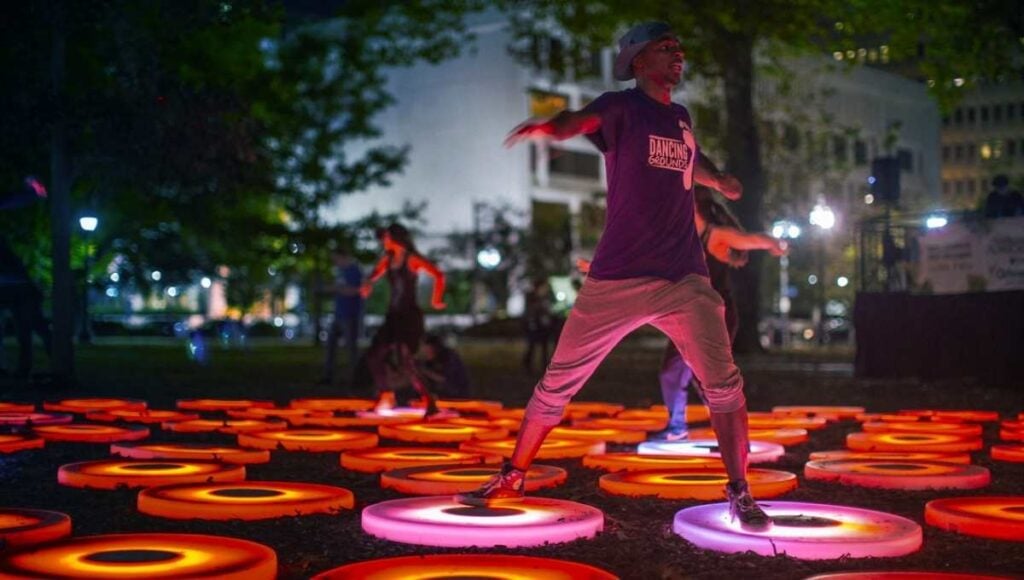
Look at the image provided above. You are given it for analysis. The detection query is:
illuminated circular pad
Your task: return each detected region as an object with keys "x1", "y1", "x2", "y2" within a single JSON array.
[
  {"x1": 362, "y1": 496, "x2": 604, "y2": 548},
  {"x1": 805, "y1": 460, "x2": 990, "y2": 490},
  {"x1": 163, "y1": 419, "x2": 287, "y2": 434},
  {"x1": 435, "y1": 399, "x2": 504, "y2": 414},
  {"x1": 85, "y1": 409, "x2": 200, "y2": 424},
  {"x1": 638, "y1": 439, "x2": 785, "y2": 463},
  {"x1": 688, "y1": 427, "x2": 808, "y2": 447},
  {"x1": 563, "y1": 402, "x2": 624, "y2": 419},
  {"x1": 806, "y1": 573, "x2": 1010, "y2": 580},
  {"x1": 227, "y1": 408, "x2": 326, "y2": 420},
  {"x1": 111, "y1": 443, "x2": 270, "y2": 464},
  {"x1": 846, "y1": 432, "x2": 982, "y2": 453},
  {"x1": 900, "y1": 409, "x2": 1000, "y2": 422},
  {"x1": 341, "y1": 447, "x2": 501, "y2": 473},
  {"x1": 637, "y1": 404, "x2": 711, "y2": 423},
  {"x1": 460, "y1": 438, "x2": 605, "y2": 459},
  {"x1": 549, "y1": 426, "x2": 646, "y2": 444},
  {"x1": 237, "y1": 430, "x2": 378, "y2": 452},
  {"x1": 292, "y1": 415, "x2": 419, "y2": 428},
  {"x1": 0, "y1": 508, "x2": 71, "y2": 550},
  {"x1": 991, "y1": 444, "x2": 1024, "y2": 463},
  {"x1": 44, "y1": 398, "x2": 147, "y2": 414},
  {"x1": 925, "y1": 496, "x2": 1024, "y2": 541},
  {"x1": 311, "y1": 554, "x2": 617, "y2": 580},
  {"x1": 576, "y1": 417, "x2": 667, "y2": 431},
  {"x1": 0, "y1": 434, "x2": 45, "y2": 454},
  {"x1": 861, "y1": 421, "x2": 982, "y2": 437},
  {"x1": 673, "y1": 501, "x2": 922, "y2": 559},
  {"x1": 138, "y1": 481, "x2": 354, "y2": 520},
  {"x1": 34, "y1": 424, "x2": 150, "y2": 443},
  {"x1": 0, "y1": 533, "x2": 276, "y2": 579},
  {"x1": 443, "y1": 417, "x2": 521, "y2": 432},
  {"x1": 808, "y1": 450, "x2": 971, "y2": 465},
  {"x1": 772, "y1": 406, "x2": 864, "y2": 420},
  {"x1": 176, "y1": 399, "x2": 275, "y2": 411},
  {"x1": 379, "y1": 423, "x2": 507, "y2": 443},
  {"x1": 381, "y1": 464, "x2": 567, "y2": 495},
  {"x1": 0, "y1": 402, "x2": 34, "y2": 413},
  {"x1": 600, "y1": 469, "x2": 796, "y2": 500},
  {"x1": 58, "y1": 460, "x2": 245, "y2": 489},
  {"x1": 583, "y1": 452, "x2": 725, "y2": 472},
  {"x1": 289, "y1": 398, "x2": 376, "y2": 412},
  {"x1": 0, "y1": 412, "x2": 73, "y2": 426}
]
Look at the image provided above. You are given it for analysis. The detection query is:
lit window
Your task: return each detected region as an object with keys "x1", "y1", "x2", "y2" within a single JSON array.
[
  {"x1": 980, "y1": 144, "x2": 992, "y2": 159},
  {"x1": 528, "y1": 90, "x2": 568, "y2": 118},
  {"x1": 869, "y1": 49, "x2": 878, "y2": 62},
  {"x1": 857, "y1": 48, "x2": 867, "y2": 60},
  {"x1": 846, "y1": 50, "x2": 856, "y2": 59},
  {"x1": 954, "y1": 78, "x2": 965, "y2": 87},
  {"x1": 833, "y1": 51, "x2": 844, "y2": 61}
]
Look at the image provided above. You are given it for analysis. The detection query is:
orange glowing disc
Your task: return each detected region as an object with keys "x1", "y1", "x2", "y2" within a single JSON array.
[
  {"x1": 288, "y1": 398, "x2": 376, "y2": 412},
  {"x1": 582, "y1": 452, "x2": 725, "y2": 472},
  {"x1": 138, "y1": 481, "x2": 354, "y2": 520},
  {"x1": 58, "y1": 460, "x2": 245, "y2": 490},
  {"x1": 432, "y1": 399, "x2": 503, "y2": 414},
  {"x1": 381, "y1": 463, "x2": 567, "y2": 495},
  {"x1": 227, "y1": 407, "x2": 328, "y2": 420},
  {"x1": 0, "y1": 412, "x2": 73, "y2": 426},
  {"x1": 486, "y1": 408, "x2": 527, "y2": 421},
  {"x1": 237, "y1": 429, "x2": 378, "y2": 452},
  {"x1": 574, "y1": 417, "x2": 667, "y2": 431},
  {"x1": 33, "y1": 424, "x2": 150, "y2": 443},
  {"x1": 771, "y1": 405, "x2": 864, "y2": 420},
  {"x1": 162, "y1": 419, "x2": 287, "y2": 434},
  {"x1": 0, "y1": 509, "x2": 71, "y2": 550},
  {"x1": 0, "y1": 533, "x2": 276, "y2": 579},
  {"x1": 111, "y1": 443, "x2": 270, "y2": 464},
  {"x1": 85, "y1": 409, "x2": 200, "y2": 424},
  {"x1": 855, "y1": 413, "x2": 923, "y2": 423},
  {"x1": 999, "y1": 420, "x2": 1024, "y2": 441},
  {"x1": 0, "y1": 402, "x2": 34, "y2": 413},
  {"x1": 341, "y1": 447, "x2": 501, "y2": 473},
  {"x1": 549, "y1": 426, "x2": 647, "y2": 444},
  {"x1": 0, "y1": 434, "x2": 45, "y2": 454},
  {"x1": 290, "y1": 414, "x2": 420, "y2": 428},
  {"x1": 43, "y1": 398, "x2": 147, "y2": 414},
  {"x1": 747, "y1": 416, "x2": 828, "y2": 431},
  {"x1": 900, "y1": 409, "x2": 1000, "y2": 422},
  {"x1": 847, "y1": 432, "x2": 982, "y2": 453},
  {"x1": 991, "y1": 444, "x2": 1024, "y2": 463},
  {"x1": 442, "y1": 417, "x2": 522, "y2": 432},
  {"x1": 460, "y1": 438, "x2": 605, "y2": 459},
  {"x1": 861, "y1": 421, "x2": 982, "y2": 437},
  {"x1": 688, "y1": 427, "x2": 809, "y2": 447},
  {"x1": 925, "y1": 496, "x2": 1024, "y2": 541},
  {"x1": 599, "y1": 468, "x2": 797, "y2": 500},
  {"x1": 805, "y1": 459, "x2": 991, "y2": 490},
  {"x1": 808, "y1": 450, "x2": 972, "y2": 464},
  {"x1": 312, "y1": 554, "x2": 617, "y2": 580},
  {"x1": 563, "y1": 402, "x2": 624, "y2": 419},
  {"x1": 643, "y1": 404, "x2": 711, "y2": 423},
  {"x1": 379, "y1": 423, "x2": 508, "y2": 443},
  {"x1": 176, "y1": 399, "x2": 275, "y2": 411}
]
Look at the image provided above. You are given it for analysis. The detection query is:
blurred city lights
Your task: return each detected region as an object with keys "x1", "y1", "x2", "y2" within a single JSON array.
[
  {"x1": 837, "y1": 276, "x2": 850, "y2": 288},
  {"x1": 809, "y1": 201, "x2": 836, "y2": 230},
  {"x1": 864, "y1": 194, "x2": 875, "y2": 205},
  {"x1": 167, "y1": 287, "x2": 178, "y2": 297},
  {"x1": 808, "y1": 274, "x2": 819, "y2": 285},
  {"x1": 771, "y1": 220, "x2": 801, "y2": 239},
  {"x1": 110, "y1": 272, "x2": 120, "y2": 283},
  {"x1": 200, "y1": 277, "x2": 212, "y2": 289},
  {"x1": 476, "y1": 246, "x2": 502, "y2": 270},
  {"x1": 79, "y1": 216, "x2": 98, "y2": 232},
  {"x1": 926, "y1": 215, "x2": 949, "y2": 229},
  {"x1": 151, "y1": 271, "x2": 162, "y2": 281}
]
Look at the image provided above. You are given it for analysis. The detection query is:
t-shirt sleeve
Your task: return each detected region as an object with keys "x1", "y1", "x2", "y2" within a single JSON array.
[{"x1": 581, "y1": 92, "x2": 624, "y2": 153}]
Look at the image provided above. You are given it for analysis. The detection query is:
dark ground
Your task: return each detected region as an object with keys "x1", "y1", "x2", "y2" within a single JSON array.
[{"x1": 1, "y1": 338, "x2": 1022, "y2": 579}]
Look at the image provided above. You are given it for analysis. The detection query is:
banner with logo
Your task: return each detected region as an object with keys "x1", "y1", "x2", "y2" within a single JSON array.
[{"x1": 916, "y1": 216, "x2": 1024, "y2": 294}]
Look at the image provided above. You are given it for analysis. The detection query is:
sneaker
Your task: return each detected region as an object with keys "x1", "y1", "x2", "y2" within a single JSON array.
[
  {"x1": 455, "y1": 462, "x2": 525, "y2": 506},
  {"x1": 726, "y1": 479, "x2": 772, "y2": 531},
  {"x1": 374, "y1": 392, "x2": 396, "y2": 413},
  {"x1": 651, "y1": 425, "x2": 688, "y2": 441}
]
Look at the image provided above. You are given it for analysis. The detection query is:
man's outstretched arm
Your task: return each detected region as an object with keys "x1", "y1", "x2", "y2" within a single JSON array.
[
  {"x1": 504, "y1": 110, "x2": 602, "y2": 147},
  {"x1": 695, "y1": 152, "x2": 742, "y2": 200}
]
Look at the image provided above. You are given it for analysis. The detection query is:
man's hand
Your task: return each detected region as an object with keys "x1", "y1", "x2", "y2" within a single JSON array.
[
  {"x1": 504, "y1": 120, "x2": 554, "y2": 147},
  {"x1": 769, "y1": 239, "x2": 788, "y2": 257},
  {"x1": 430, "y1": 298, "x2": 447, "y2": 310},
  {"x1": 716, "y1": 173, "x2": 742, "y2": 200},
  {"x1": 359, "y1": 283, "x2": 373, "y2": 299}
]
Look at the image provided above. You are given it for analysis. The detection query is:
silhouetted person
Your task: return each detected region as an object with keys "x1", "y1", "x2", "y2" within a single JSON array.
[
  {"x1": 521, "y1": 278, "x2": 553, "y2": 373},
  {"x1": 320, "y1": 247, "x2": 363, "y2": 385},
  {"x1": 416, "y1": 334, "x2": 470, "y2": 399},
  {"x1": 984, "y1": 175, "x2": 1023, "y2": 218}
]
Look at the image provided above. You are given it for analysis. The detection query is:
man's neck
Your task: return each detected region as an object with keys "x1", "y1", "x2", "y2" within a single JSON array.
[{"x1": 636, "y1": 77, "x2": 672, "y2": 105}]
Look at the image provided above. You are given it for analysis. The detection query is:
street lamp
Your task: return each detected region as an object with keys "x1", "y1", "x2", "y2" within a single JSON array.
[
  {"x1": 78, "y1": 213, "x2": 99, "y2": 343},
  {"x1": 771, "y1": 220, "x2": 802, "y2": 348},
  {"x1": 809, "y1": 199, "x2": 835, "y2": 346}
]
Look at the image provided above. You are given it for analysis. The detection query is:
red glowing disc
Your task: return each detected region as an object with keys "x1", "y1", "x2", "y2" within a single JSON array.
[
  {"x1": 846, "y1": 432, "x2": 982, "y2": 453},
  {"x1": 227, "y1": 407, "x2": 329, "y2": 420},
  {"x1": 583, "y1": 452, "x2": 725, "y2": 472},
  {"x1": 435, "y1": 399, "x2": 504, "y2": 414},
  {"x1": 899, "y1": 409, "x2": 1000, "y2": 422},
  {"x1": 162, "y1": 419, "x2": 288, "y2": 434},
  {"x1": 460, "y1": 438, "x2": 606, "y2": 460},
  {"x1": 442, "y1": 417, "x2": 522, "y2": 432},
  {"x1": 138, "y1": 481, "x2": 354, "y2": 520},
  {"x1": 311, "y1": 554, "x2": 617, "y2": 580},
  {"x1": 0, "y1": 402, "x2": 34, "y2": 413},
  {"x1": 688, "y1": 427, "x2": 808, "y2": 447},
  {"x1": 563, "y1": 402, "x2": 624, "y2": 419},
  {"x1": 0, "y1": 412, "x2": 73, "y2": 427},
  {"x1": 999, "y1": 420, "x2": 1024, "y2": 441},
  {"x1": 991, "y1": 444, "x2": 1024, "y2": 463},
  {"x1": 861, "y1": 421, "x2": 982, "y2": 437},
  {"x1": 486, "y1": 408, "x2": 527, "y2": 421},
  {"x1": 237, "y1": 429, "x2": 378, "y2": 452},
  {"x1": 925, "y1": 496, "x2": 1024, "y2": 541},
  {"x1": 111, "y1": 443, "x2": 270, "y2": 464},
  {"x1": 341, "y1": 447, "x2": 502, "y2": 473},
  {"x1": 288, "y1": 398, "x2": 376, "y2": 412},
  {"x1": 379, "y1": 422, "x2": 508, "y2": 443},
  {"x1": 43, "y1": 398, "x2": 147, "y2": 414},
  {"x1": 771, "y1": 406, "x2": 865, "y2": 420},
  {"x1": 0, "y1": 533, "x2": 276, "y2": 579},
  {"x1": 575, "y1": 416, "x2": 667, "y2": 431},
  {"x1": 58, "y1": 460, "x2": 246, "y2": 489},
  {"x1": 747, "y1": 416, "x2": 828, "y2": 431},
  {"x1": 85, "y1": 409, "x2": 200, "y2": 424},
  {"x1": 381, "y1": 463, "x2": 567, "y2": 495},
  {"x1": 33, "y1": 424, "x2": 150, "y2": 443},
  {"x1": 806, "y1": 572, "x2": 1010, "y2": 579},
  {"x1": 549, "y1": 426, "x2": 647, "y2": 444},
  {"x1": 600, "y1": 468, "x2": 797, "y2": 500},
  {"x1": 0, "y1": 508, "x2": 71, "y2": 550},
  {"x1": 0, "y1": 434, "x2": 45, "y2": 454},
  {"x1": 808, "y1": 450, "x2": 972, "y2": 464},
  {"x1": 176, "y1": 399, "x2": 275, "y2": 412},
  {"x1": 290, "y1": 414, "x2": 420, "y2": 428},
  {"x1": 855, "y1": 413, "x2": 923, "y2": 423},
  {"x1": 804, "y1": 459, "x2": 991, "y2": 490}
]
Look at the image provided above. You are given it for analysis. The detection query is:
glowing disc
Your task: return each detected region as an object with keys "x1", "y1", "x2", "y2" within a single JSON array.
[
  {"x1": 311, "y1": 554, "x2": 617, "y2": 580},
  {"x1": 227, "y1": 407, "x2": 327, "y2": 420},
  {"x1": 379, "y1": 423, "x2": 507, "y2": 443},
  {"x1": 58, "y1": 459, "x2": 245, "y2": 489},
  {"x1": 0, "y1": 412, "x2": 73, "y2": 426},
  {"x1": 846, "y1": 432, "x2": 982, "y2": 452},
  {"x1": 748, "y1": 416, "x2": 828, "y2": 431},
  {"x1": 33, "y1": 424, "x2": 150, "y2": 443},
  {"x1": 899, "y1": 409, "x2": 999, "y2": 422},
  {"x1": 563, "y1": 402, "x2": 624, "y2": 419},
  {"x1": 289, "y1": 398, "x2": 376, "y2": 412},
  {"x1": 771, "y1": 406, "x2": 864, "y2": 420},
  {"x1": 162, "y1": 419, "x2": 287, "y2": 434},
  {"x1": 0, "y1": 533, "x2": 276, "y2": 579},
  {"x1": 381, "y1": 464, "x2": 567, "y2": 495},
  {"x1": 138, "y1": 481, "x2": 354, "y2": 520},
  {"x1": 362, "y1": 496, "x2": 604, "y2": 548},
  {"x1": 991, "y1": 445, "x2": 1024, "y2": 463},
  {"x1": 0, "y1": 434, "x2": 45, "y2": 454},
  {"x1": 111, "y1": 443, "x2": 270, "y2": 464},
  {"x1": 808, "y1": 450, "x2": 971, "y2": 465},
  {"x1": 575, "y1": 416, "x2": 667, "y2": 431},
  {"x1": 804, "y1": 460, "x2": 990, "y2": 490},
  {"x1": 341, "y1": 447, "x2": 502, "y2": 473},
  {"x1": 0, "y1": 402, "x2": 34, "y2": 413},
  {"x1": 237, "y1": 429, "x2": 378, "y2": 452},
  {"x1": 600, "y1": 468, "x2": 797, "y2": 500},
  {"x1": 583, "y1": 452, "x2": 725, "y2": 472},
  {"x1": 687, "y1": 427, "x2": 808, "y2": 447},
  {"x1": 487, "y1": 408, "x2": 526, "y2": 421},
  {"x1": 925, "y1": 496, "x2": 1024, "y2": 541},
  {"x1": 290, "y1": 414, "x2": 420, "y2": 428},
  {"x1": 855, "y1": 413, "x2": 923, "y2": 423},
  {"x1": 673, "y1": 501, "x2": 922, "y2": 559},
  {"x1": 43, "y1": 398, "x2": 147, "y2": 414},
  {"x1": 85, "y1": 409, "x2": 200, "y2": 424},
  {"x1": 176, "y1": 399, "x2": 275, "y2": 411},
  {"x1": 442, "y1": 417, "x2": 522, "y2": 432},
  {"x1": 356, "y1": 407, "x2": 456, "y2": 420},
  {"x1": 460, "y1": 438, "x2": 605, "y2": 459},
  {"x1": 861, "y1": 421, "x2": 982, "y2": 437},
  {"x1": 0, "y1": 509, "x2": 71, "y2": 549},
  {"x1": 999, "y1": 420, "x2": 1023, "y2": 441},
  {"x1": 435, "y1": 399, "x2": 504, "y2": 414},
  {"x1": 806, "y1": 572, "x2": 1009, "y2": 580},
  {"x1": 642, "y1": 404, "x2": 710, "y2": 423},
  {"x1": 638, "y1": 439, "x2": 785, "y2": 463},
  {"x1": 549, "y1": 426, "x2": 647, "y2": 444}
]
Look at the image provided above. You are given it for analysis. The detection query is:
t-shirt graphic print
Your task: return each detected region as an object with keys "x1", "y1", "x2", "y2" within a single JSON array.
[{"x1": 646, "y1": 120, "x2": 696, "y2": 189}]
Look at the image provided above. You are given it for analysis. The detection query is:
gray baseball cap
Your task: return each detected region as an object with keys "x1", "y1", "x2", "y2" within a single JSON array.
[{"x1": 613, "y1": 22, "x2": 675, "y2": 81}]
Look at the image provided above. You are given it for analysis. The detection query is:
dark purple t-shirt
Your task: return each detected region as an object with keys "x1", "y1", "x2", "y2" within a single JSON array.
[{"x1": 582, "y1": 88, "x2": 707, "y2": 282}]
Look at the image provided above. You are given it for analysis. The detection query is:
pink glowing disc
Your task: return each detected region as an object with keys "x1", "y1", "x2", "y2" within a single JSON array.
[
  {"x1": 804, "y1": 460, "x2": 991, "y2": 490},
  {"x1": 673, "y1": 501, "x2": 922, "y2": 559},
  {"x1": 637, "y1": 439, "x2": 785, "y2": 463},
  {"x1": 311, "y1": 554, "x2": 617, "y2": 580},
  {"x1": 361, "y1": 496, "x2": 604, "y2": 548},
  {"x1": 806, "y1": 573, "x2": 1010, "y2": 580},
  {"x1": 0, "y1": 412, "x2": 73, "y2": 427}
]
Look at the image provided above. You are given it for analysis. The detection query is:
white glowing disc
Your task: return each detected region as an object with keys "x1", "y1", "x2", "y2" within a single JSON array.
[
  {"x1": 361, "y1": 496, "x2": 603, "y2": 548},
  {"x1": 638, "y1": 439, "x2": 784, "y2": 463},
  {"x1": 672, "y1": 501, "x2": 922, "y2": 560}
]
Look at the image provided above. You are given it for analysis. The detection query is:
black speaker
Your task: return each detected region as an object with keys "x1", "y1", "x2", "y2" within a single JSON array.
[{"x1": 871, "y1": 157, "x2": 901, "y2": 203}]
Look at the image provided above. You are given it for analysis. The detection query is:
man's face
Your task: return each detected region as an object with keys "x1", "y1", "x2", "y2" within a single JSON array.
[{"x1": 634, "y1": 36, "x2": 684, "y2": 86}]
